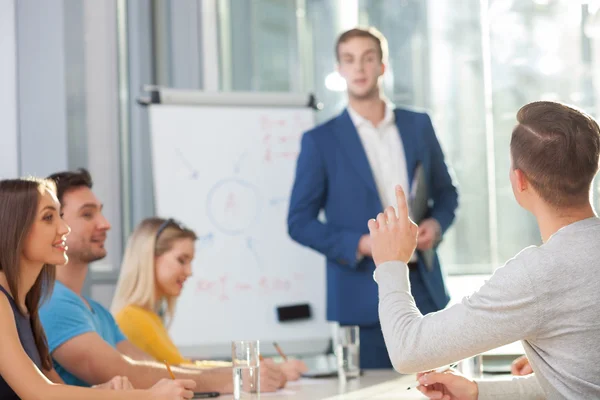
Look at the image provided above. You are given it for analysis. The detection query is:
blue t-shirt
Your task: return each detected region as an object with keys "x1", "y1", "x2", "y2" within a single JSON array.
[{"x1": 39, "y1": 281, "x2": 126, "y2": 386}]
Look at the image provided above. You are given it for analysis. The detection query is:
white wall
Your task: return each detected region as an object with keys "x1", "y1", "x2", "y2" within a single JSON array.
[
  {"x1": 3, "y1": 0, "x2": 123, "y2": 306},
  {"x1": 16, "y1": 0, "x2": 69, "y2": 177},
  {"x1": 0, "y1": 0, "x2": 19, "y2": 179}
]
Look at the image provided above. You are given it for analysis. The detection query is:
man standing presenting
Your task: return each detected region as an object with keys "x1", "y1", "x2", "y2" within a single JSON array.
[{"x1": 287, "y1": 27, "x2": 458, "y2": 369}]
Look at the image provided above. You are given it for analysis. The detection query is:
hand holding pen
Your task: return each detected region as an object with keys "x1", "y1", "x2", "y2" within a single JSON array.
[
  {"x1": 406, "y1": 363, "x2": 458, "y2": 391},
  {"x1": 411, "y1": 364, "x2": 479, "y2": 400},
  {"x1": 164, "y1": 360, "x2": 219, "y2": 398}
]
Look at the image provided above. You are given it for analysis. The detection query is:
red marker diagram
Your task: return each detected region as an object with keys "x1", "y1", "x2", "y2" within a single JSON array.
[
  {"x1": 260, "y1": 115, "x2": 305, "y2": 163},
  {"x1": 206, "y1": 178, "x2": 261, "y2": 235}
]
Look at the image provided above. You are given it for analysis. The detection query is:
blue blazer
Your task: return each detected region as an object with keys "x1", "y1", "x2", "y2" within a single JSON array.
[{"x1": 287, "y1": 108, "x2": 458, "y2": 325}]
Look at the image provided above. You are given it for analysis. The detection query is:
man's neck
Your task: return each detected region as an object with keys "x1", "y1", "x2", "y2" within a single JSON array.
[
  {"x1": 56, "y1": 260, "x2": 89, "y2": 296},
  {"x1": 535, "y1": 203, "x2": 597, "y2": 243},
  {"x1": 348, "y1": 92, "x2": 386, "y2": 126}
]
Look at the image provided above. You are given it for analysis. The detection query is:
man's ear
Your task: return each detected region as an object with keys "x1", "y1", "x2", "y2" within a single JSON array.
[{"x1": 514, "y1": 168, "x2": 529, "y2": 192}]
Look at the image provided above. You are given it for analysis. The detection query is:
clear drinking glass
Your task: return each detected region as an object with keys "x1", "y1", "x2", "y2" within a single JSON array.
[
  {"x1": 335, "y1": 325, "x2": 360, "y2": 380},
  {"x1": 457, "y1": 354, "x2": 483, "y2": 379},
  {"x1": 232, "y1": 340, "x2": 260, "y2": 399}
]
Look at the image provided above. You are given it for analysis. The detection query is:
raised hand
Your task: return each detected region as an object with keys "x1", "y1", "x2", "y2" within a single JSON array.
[{"x1": 368, "y1": 185, "x2": 418, "y2": 266}]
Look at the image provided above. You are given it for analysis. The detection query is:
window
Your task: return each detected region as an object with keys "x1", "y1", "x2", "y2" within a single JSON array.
[
  {"x1": 360, "y1": 0, "x2": 600, "y2": 274},
  {"x1": 217, "y1": 0, "x2": 299, "y2": 92},
  {"x1": 190, "y1": 0, "x2": 600, "y2": 275}
]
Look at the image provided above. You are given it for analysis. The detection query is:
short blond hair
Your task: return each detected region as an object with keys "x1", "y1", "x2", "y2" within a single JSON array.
[{"x1": 111, "y1": 218, "x2": 196, "y2": 323}]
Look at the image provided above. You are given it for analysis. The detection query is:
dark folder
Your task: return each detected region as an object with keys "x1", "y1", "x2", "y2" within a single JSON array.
[{"x1": 409, "y1": 162, "x2": 435, "y2": 271}]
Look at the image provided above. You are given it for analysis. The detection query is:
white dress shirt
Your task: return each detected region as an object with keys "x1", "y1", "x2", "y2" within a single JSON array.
[
  {"x1": 348, "y1": 103, "x2": 418, "y2": 263},
  {"x1": 347, "y1": 103, "x2": 410, "y2": 212}
]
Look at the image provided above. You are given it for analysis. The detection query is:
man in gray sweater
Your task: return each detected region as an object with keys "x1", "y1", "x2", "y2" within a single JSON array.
[{"x1": 370, "y1": 101, "x2": 600, "y2": 399}]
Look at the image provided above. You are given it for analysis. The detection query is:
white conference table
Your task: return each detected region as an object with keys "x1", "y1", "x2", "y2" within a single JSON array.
[
  {"x1": 217, "y1": 370, "x2": 424, "y2": 400},
  {"x1": 215, "y1": 342, "x2": 523, "y2": 399}
]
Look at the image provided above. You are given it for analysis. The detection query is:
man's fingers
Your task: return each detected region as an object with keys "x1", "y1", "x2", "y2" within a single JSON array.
[
  {"x1": 263, "y1": 365, "x2": 284, "y2": 390},
  {"x1": 520, "y1": 364, "x2": 533, "y2": 375},
  {"x1": 512, "y1": 355, "x2": 527, "y2": 367},
  {"x1": 179, "y1": 379, "x2": 197, "y2": 390},
  {"x1": 511, "y1": 355, "x2": 529, "y2": 375},
  {"x1": 417, "y1": 229, "x2": 431, "y2": 241},
  {"x1": 419, "y1": 372, "x2": 455, "y2": 386},
  {"x1": 511, "y1": 364, "x2": 533, "y2": 376},
  {"x1": 296, "y1": 360, "x2": 309, "y2": 373},
  {"x1": 368, "y1": 218, "x2": 378, "y2": 232},
  {"x1": 376, "y1": 212, "x2": 387, "y2": 228},
  {"x1": 395, "y1": 185, "x2": 410, "y2": 222},
  {"x1": 264, "y1": 375, "x2": 280, "y2": 391},
  {"x1": 114, "y1": 376, "x2": 123, "y2": 390},
  {"x1": 410, "y1": 221, "x2": 419, "y2": 238},
  {"x1": 417, "y1": 385, "x2": 445, "y2": 399},
  {"x1": 384, "y1": 206, "x2": 397, "y2": 224}
]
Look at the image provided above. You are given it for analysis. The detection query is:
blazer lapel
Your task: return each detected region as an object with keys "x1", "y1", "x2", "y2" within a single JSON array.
[
  {"x1": 333, "y1": 110, "x2": 379, "y2": 196},
  {"x1": 394, "y1": 109, "x2": 418, "y2": 187}
]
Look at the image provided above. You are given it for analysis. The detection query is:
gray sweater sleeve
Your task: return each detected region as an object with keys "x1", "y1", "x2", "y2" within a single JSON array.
[
  {"x1": 375, "y1": 255, "x2": 544, "y2": 398},
  {"x1": 476, "y1": 375, "x2": 545, "y2": 399}
]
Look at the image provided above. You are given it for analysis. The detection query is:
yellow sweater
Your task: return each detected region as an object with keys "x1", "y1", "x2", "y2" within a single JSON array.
[{"x1": 115, "y1": 305, "x2": 230, "y2": 368}]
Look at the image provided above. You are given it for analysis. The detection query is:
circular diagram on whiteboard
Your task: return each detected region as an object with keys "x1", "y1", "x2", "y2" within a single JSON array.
[{"x1": 206, "y1": 178, "x2": 261, "y2": 235}]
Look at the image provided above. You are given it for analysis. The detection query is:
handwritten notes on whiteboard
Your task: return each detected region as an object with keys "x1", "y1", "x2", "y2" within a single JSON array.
[{"x1": 149, "y1": 105, "x2": 328, "y2": 354}]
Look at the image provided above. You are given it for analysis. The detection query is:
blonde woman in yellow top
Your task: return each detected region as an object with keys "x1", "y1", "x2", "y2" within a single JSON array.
[{"x1": 111, "y1": 218, "x2": 307, "y2": 380}]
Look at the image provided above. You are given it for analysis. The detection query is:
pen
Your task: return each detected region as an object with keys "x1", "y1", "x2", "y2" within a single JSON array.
[
  {"x1": 272, "y1": 342, "x2": 288, "y2": 361},
  {"x1": 164, "y1": 360, "x2": 176, "y2": 380},
  {"x1": 193, "y1": 392, "x2": 220, "y2": 398},
  {"x1": 406, "y1": 363, "x2": 458, "y2": 391}
]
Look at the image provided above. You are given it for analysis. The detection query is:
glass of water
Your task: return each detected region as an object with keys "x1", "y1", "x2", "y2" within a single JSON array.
[
  {"x1": 457, "y1": 354, "x2": 483, "y2": 379},
  {"x1": 232, "y1": 340, "x2": 260, "y2": 399},
  {"x1": 335, "y1": 325, "x2": 360, "y2": 380}
]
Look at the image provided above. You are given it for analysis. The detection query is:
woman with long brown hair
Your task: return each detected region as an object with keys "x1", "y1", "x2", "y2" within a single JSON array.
[{"x1": 0, "y1": 178, "x2": 195, "y2": 400}]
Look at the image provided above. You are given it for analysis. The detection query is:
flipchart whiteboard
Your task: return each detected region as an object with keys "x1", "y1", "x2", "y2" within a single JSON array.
[{"x1": 148, "y1": 96, "x2": 330, "y2": 358}]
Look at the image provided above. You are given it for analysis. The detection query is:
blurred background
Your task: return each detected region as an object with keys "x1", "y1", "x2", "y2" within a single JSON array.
[{"x1": 2, "y1": 0, "x2": 600, "y2": 302}]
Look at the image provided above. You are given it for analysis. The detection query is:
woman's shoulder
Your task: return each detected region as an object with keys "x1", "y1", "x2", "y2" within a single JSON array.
[
  {"x1": 0, "y1": 284, "x2": 14, "y2": 308},
  {"x1": 0, "y1": 289, "x2": 19, "y2": 336},
  {"x1": 0, "y1": 290, "x2": 13, "y2": 315},
  {"x1": 116, "y1": 304, "x2": 161, "y2": 325}
]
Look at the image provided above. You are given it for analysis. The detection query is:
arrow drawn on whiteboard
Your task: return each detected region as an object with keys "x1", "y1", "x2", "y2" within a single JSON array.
[
  {"x1": 175, "y1": 148, "x2": 199, "y2": 179},
  {"x1": 246, "y1": 237, "x2": 262, "y2": 270},
  {"x1": 197, "y1": 233, "x2": 214, "y2": 246},
  {"x1": 234, "y1": 152, "x2": 248, "y2": 174}
]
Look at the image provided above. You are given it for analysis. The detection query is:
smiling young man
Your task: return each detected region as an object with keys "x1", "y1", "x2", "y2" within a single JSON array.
[
  {"x1": 287, "y1": 27, "x2": 458, "y2": 368},
  {"x1": 38, "y1": 169, "x2": 285, "y2": 392}
]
